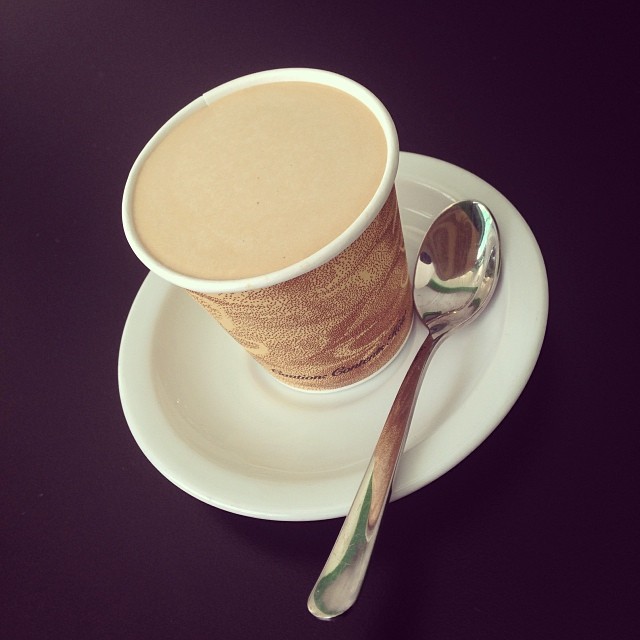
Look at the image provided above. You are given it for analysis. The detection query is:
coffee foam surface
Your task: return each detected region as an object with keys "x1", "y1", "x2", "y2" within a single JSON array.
[{"x1": 133, "y1": 82, "x2": 387, "y2": 280}]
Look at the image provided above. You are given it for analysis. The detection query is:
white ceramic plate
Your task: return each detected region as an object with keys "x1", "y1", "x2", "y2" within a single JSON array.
[{"x1": 118, "y1": 152, "x2": 548, "y2": 521}]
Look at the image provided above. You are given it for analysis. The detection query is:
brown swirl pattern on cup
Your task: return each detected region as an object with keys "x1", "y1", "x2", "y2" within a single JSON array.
[{"x1": 189, "y1": 188, "x2": 413, "y2": 391}]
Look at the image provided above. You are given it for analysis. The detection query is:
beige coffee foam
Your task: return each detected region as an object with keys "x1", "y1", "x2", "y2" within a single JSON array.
[
  {"x1": 132, "y1": 82, "x2": 387, "y2": 280},
  {"x1": 189, "y1": 188, "x2": 413, "y2": 391}
]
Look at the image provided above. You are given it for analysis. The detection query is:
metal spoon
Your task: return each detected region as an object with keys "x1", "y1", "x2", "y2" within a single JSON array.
[{"x1": 307, "y1": 200, "x2": 501, "y2": 620}]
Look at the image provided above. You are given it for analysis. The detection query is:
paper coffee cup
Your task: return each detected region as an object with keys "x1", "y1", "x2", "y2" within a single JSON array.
[{"x1": 123, "y1": 68, "x2": 413, "y2": 391}]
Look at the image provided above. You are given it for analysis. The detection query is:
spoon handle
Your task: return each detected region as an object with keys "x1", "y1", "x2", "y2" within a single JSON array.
[{"x1": 307, "y1": 331, "x2": 442, "y2": 620}]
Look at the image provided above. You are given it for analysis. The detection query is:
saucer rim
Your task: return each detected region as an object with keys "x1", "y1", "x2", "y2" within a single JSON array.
[{"x1": 118, "y1": 152, "x2": 548, "y2": 521}]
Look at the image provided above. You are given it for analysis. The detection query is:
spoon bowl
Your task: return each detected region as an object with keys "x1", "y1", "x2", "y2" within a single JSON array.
[
  {"x1": 415, "y1": 200, "x2": 500, "y2": 334},
  {"x1": 308, "y1": 200, "x2": 501, "y2": 620}
]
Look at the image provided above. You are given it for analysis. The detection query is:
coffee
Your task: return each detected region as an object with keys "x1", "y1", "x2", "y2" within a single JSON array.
[
  {"x1": 123, "y1": 69, "x2": 412, "y2": 392},
  {"x1": 132, "y1": 81, "x2": 387, "y2": 280}
]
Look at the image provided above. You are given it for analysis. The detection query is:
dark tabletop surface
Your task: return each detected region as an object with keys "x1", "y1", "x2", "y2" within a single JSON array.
[{"x1": 2, "y1": 2, "x2": 638, "y2": 638}]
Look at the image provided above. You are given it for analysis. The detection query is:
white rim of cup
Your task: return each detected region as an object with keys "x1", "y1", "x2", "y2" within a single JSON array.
[{"x1": 122, "y1": 68, "x2": 400, "y2": 293}]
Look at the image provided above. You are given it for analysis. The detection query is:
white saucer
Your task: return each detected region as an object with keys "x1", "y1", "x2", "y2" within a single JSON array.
[{"x1": 118, "y1": 152, "x2": 548, "y2": 521}]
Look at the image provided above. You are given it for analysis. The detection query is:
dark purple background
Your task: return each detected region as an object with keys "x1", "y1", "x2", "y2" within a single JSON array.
[{"x1": 2, "y1": 2, "x2": 637, "y2": 638}]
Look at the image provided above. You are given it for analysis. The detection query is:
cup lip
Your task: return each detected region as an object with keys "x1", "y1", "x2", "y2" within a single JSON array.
[{"x1": 122, "y1": 68, "x2": 399, "y2": 294}]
